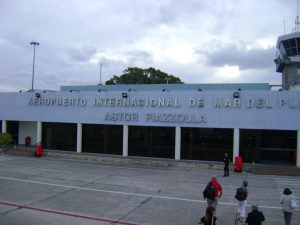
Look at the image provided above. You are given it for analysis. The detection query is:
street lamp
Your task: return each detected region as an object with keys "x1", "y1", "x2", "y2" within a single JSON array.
[{"x1": 30, "y1": 41, "x2": 39, "y2": 91}]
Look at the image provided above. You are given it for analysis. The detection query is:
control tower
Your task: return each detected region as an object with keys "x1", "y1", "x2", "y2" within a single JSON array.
[
  {"x1": 274, "y1": 31, "x2": 300, "y2": 90},
  {"x1": 275, "y1": 2, "x2": 300, "y2": 90}
]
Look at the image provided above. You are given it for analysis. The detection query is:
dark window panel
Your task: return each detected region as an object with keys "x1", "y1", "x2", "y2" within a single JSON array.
[
  {"x1": 42, "y1": 122, "x2": 76, "y2": 151},
  {"x1": 128, "y1": 126, "x2": 175, "y2": 159},
  {"x1": 181, "y1": 128, "x2": 233, "y2": 161},
  {"x1": 286, "y1": 49, "x2": 293, "y2": 57},
  {"x1": 240, "y1": 129, "x2": 296, "y2": 164},
  {"x1": 7, "y1": 121, "x2": 19, "y2": 144},
  {"x1": 282, "y1": 40, "x2": 290, "y2": 48},
  {"x1": 289, "y1": 38, "x2": 296, "y2": 47},
  {"x1": 291, "y1": 48, "x2": 297, "y2": 56},
  {"x1": 82, "y1": 124, "x2": 122, "y2": 155}
]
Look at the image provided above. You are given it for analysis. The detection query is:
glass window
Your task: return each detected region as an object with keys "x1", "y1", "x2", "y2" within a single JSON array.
[
  {"x1": 7, "y1": 121, "x2": 19, "y2": 145},
  {"x1": 181, "y1": 128, "x2": 233, "y2": 161},
  {"x1": 291, "y1": 48, "x2": 297, "y2": 55},
  {"x1": 281, "y1": 38, "x2": 300, "y2": 57},
  {"x1": 282, "y1": 40, "x2": 290, "y2": 48},
  {"x1": 289, "y1": 38, "x2": 296, "y2": 47},
  {"x1": 240, "y1": 129, "x2": 296, "y2": 164},
  {"x1": 82, "y1": 124, "x2": 122, "y2": 155},
  {"x1": 129, "y1": 126, "x2": 175, "y2": 159},
  {"x1": 297, "y1": 38, "x2": 300, "y2": 46},
  {"x1": 42, "y1": 122, "x2": 76, "y2": 151}
]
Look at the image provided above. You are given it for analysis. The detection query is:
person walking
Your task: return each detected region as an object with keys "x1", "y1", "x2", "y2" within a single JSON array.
[
  {"x1": 246, "y1": 204, "x2": 265, "y2": 225},
  {"x1": 235, "y1": 180, "x2": 248, "y2": 223},
  {"x1": 204, "y1": 175, "x2": 222, "y2": 209},
  {"x1": 198, "y1": 206, "x2": 218, "y2": 225},
  {"x1": 223, "y1": 153, "x2": 230, "y2": 176},
  {"x1": 280, "y1": 188, "x2": 297, "y2": 225}
]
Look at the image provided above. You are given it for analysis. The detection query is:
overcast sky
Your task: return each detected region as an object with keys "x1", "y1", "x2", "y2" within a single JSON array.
[{"x1": 0, "y1": 0, "x2": 297, "y2": 91}]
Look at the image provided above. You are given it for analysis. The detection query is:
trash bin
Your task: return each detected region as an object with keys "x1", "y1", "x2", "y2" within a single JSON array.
[
  {"x1": 24, "y1": 136, "x2": 31, "y2": 146},
  {"x1": 234, "y1": 156, "x2": 243, "y2": 172},
  {"x1": 34, "y1": 143, "x2": 43, "y2": 157}
]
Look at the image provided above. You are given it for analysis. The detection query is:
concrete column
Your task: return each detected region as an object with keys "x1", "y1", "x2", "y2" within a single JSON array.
[
  {"x1": 77, "y1": 123, "x2": 82, "y2": 153},
  {"x1": 123, "y1": 125, "x2": 128, "y2": 157},
  {"x1": 233, "y1": 128, "x2": 240, "y2": 161},
  {"x1": 2, "y1": 120, "x2": 7, "y2": 133},
  {"x1": 297, "y1": 131, "x2": 300, "y2": 167},
  {"x1": 175, "y1": 126, "x2": 181, "y2": 160},
  {"x1": 37, "y1": 121, "x2": 42, "y2": 143}
]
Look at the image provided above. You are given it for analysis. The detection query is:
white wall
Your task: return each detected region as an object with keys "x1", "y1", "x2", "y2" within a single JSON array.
[
  {"x1": 19, "y1": 121, "x2": 37, "y2": 145},
  {"x1": 1, "y1": 91, "x2": 300, "y2": 130}
]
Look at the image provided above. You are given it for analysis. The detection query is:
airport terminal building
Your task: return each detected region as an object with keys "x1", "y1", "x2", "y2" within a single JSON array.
[
  {"x1": 1, "y1": 32, "x2": 300, "y2": 167},
  {"x1": 0, "y1": 83, "x2": 300, "y2": 167}
]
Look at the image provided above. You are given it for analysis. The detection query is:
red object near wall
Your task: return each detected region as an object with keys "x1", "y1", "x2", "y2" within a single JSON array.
[
  {"x1": 24, "y1": 136, "x2": 31, "y2": 146},
  {"x1": 234, "y1": 156, "x2": 243, "y2": 172},
  {"x1": 35, "y1": 143, "x2": 43, "y2": 157}
]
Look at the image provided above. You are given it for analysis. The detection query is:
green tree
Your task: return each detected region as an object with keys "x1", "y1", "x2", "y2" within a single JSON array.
[{"x1": 105, "y1": 67, "x2": 183, "y2": 84}]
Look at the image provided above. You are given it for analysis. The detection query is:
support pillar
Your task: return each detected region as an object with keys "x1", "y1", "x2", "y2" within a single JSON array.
[
  {"x1": 77, "y1": 123, "x2": 82, "y2": 153},
  {"x1": 2, "y1": 120, "x2": 7, "y2": 133},
  {"x1": 297, "y1": 131, "x2": 300, "y2": 167},
  {"x1": 37, "y1": 121, "x2": 42, "y2": 143},
  {"x1": 123, "y1": 125, "x2": 128, "y2": 157},
  {"x1": 175, "y1": 126, "x2": 181, "y2": 160},
  {"x1": 233, "y1": 128, "x2": 240, "y2": 162}
]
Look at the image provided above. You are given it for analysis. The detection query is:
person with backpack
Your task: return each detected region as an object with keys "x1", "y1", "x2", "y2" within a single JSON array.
[
  {"x1": 246, "y1": 204, "x2": 265, "y2": 225},
  {"x1": 203, "y1": 175, "x2": 222, "y2": 209},
  {"x1": 235, "y1": 180, "x2": 248, "y2": 223},
  {"x1": 280, "y1": 188, "x2": 297, "y2": 225},
  {"x1": 198, "y1": 206, "x2": 218, "y2": 225}
]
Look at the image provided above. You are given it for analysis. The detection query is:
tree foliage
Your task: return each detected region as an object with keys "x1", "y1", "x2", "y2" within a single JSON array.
[{"x1": 105, "y1": 67, "x2": 183, "y2": 85}]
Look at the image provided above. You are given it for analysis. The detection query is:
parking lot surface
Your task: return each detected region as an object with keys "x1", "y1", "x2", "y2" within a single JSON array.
[{"x1": 0, "y1": 155, "x2": 299, "y2": 225}]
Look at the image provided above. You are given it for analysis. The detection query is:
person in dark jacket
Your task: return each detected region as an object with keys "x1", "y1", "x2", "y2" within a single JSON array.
[
  {"x1": 236, "y1": 180, "x2": 248, "y2": 222},
  {"x1": 198, "y1": 206, "x2": 218, "y2": 225},
  {"x1": 246, "y1": 204, "x2": 265, "y2": 225},
  {"x1": 223, "y1": 153, "x2": 230, "y2": 176}
]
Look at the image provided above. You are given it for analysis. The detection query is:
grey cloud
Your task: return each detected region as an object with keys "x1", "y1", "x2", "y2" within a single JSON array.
[
  {"x1": 66, "y1": 46, "x2": 97, "y2": 62},
  {"x1": 0, "y1": 0, "x2": 292, "y2": 92},
  {"x1": 145, "y1": 0, "x2": 206, "y2": 26},
  {"x1": 195, "y1": 43, "x2": 276, "y2": 70},
  {"x1": 96, "y1": 50, "x2": 153, "y2": 71},
  {"x1": 125, "y1": 50, "x2": 153, "y2": 64},
  {"x1": 98, "y1": 56, "x2": 127, "y2": 68}
]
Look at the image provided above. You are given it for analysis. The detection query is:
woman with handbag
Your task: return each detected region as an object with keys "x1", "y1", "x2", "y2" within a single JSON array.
[{"x1": 280, "y1": 188, "x2": 297, "y2": 225}]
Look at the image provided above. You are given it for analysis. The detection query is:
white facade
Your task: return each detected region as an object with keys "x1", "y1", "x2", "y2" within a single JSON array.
[{"x1": 1, "y1": 88, "x2": 300, "y2": 166}]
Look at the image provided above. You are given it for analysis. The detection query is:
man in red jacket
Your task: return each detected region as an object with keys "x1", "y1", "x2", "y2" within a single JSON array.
[{"x1": 206, "y1": 175, "x2": 222, "y2": 209}]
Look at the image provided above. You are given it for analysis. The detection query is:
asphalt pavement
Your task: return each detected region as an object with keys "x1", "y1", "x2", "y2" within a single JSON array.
[{"x1": 0, "y1": 154, "x2": 299, "y2": 225}]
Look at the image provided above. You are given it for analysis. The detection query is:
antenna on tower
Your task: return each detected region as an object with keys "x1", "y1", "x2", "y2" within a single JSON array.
[
  {"x1": 296, "y1": 0, "x2": 300, "y2": 32},
  {"x1": 99, "y1": 62, "x2": 102, "y2": 85}
]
